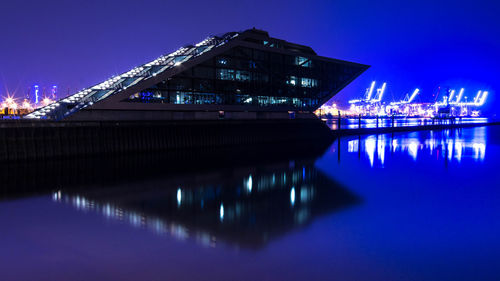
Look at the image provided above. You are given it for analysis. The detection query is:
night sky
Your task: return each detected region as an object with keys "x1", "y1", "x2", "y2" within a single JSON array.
[{"x1": 1, "y1": 0, "x2": 499, "y2": 111}]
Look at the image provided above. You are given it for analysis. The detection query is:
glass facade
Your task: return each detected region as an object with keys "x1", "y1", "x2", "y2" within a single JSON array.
[{"x1": 128, "y1": 45, "x2": 365, "y2": 110}]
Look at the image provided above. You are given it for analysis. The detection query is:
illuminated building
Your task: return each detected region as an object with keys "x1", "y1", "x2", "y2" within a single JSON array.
[
  {"x1": 26, "y1": 28, "x2": 368, "y2": 120},
  {"x1": 51, "y1": 85, "x2": 58, "y2": 99},
  {"x1": 30, "y1": 85, "x2": 41, "y2": 105}
]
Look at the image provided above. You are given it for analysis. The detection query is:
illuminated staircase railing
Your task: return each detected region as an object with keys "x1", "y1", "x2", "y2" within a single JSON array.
[{"x1": 25, "y1": 32, "x2": 239, "y2": 120}]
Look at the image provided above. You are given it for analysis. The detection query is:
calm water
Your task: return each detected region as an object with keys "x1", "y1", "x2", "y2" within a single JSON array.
[{"x1": 1, "y1": 126, "x2": 500, "y2": 280}]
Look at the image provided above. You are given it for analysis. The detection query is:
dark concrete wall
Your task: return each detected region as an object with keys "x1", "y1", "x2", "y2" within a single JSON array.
[
  {"x1": 67, "y1": 109, "x2": 317, "y2": 121},
  {"x1": 0, "y1": 119, "x2": 333, "y2": 162}
]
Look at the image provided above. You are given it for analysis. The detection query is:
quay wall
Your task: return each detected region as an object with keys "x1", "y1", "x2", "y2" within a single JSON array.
[{"x1": 0, "y1": 119, "x2": 333, "y2": 162}]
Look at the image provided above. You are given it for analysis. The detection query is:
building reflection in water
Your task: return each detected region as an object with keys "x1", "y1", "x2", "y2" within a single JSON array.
[
  {"x1": 51, "y1": 159, "x2": 358, "y2": 249},
  {"x1": 346, "y1": 127, "x2": 487, "y2": 167}
]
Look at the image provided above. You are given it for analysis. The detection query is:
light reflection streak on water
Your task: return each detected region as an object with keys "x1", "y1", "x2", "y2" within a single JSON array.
[
  {"x1": 177, "y1": 188, "x2": 182, "y2": 206},
  {"x1": 407, "y1": 141, "x2": 419, "y2": 161},
  {"x1": 378, "y1": 137, "x2": 385, "y2": 165},
  {"x1": 346, "y1": 128, "x2": 487, "y2": 166},
  {"x1": 246, "y1": 175, "x2": 253, "y2": 193},
  {"x1": 219, "y1": 204, "x2": 224, "y2": 221},
  {"x1": 365, "y1": 136, "x2": 376, "y2": 167},
  {"x1": 54, "y1": 191, "x2": 211, "y2": 246}
]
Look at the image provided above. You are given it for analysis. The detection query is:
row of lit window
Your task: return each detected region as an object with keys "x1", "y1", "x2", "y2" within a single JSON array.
[
  {"x1": 217, "y1": 56, "x2": 312, "y2": 68},
  {"x1": 217, "y1": 68, "x2": 318, "y2": 88},
  {"x1": 216, "y1": 69, "x2": 270, "y2": 83},
  {"x1": 130, "y1": 91, "x2": 319, "y2": 107},
  {"x1": 217, "y1": 58, "x2": 257, "y2": 69},
  {"x1": 218, "y1": 69, "x2": 252, "y2": 81}
]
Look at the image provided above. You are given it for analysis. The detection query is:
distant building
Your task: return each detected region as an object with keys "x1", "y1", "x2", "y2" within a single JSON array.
[
  {"x1": 26, "y1": 29, "x2": 368, "y2": 121},
  {"x1": 51, "y1": 85, "x2": 58, "y2": 100},
  {"x1": 32, "y1": 85, "x2": 40, "y2": 105}
]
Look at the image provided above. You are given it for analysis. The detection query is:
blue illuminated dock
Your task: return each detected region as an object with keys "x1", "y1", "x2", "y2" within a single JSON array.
[{"x1": 325, "y1": 117, "x2": 499, "y2": 136}]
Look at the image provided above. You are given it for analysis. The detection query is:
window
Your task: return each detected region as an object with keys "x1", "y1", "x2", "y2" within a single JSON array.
[
  {"x1": 217, "y1": 69, "x2": 235, "y2": 80},
  {"x1": 217, "y1": 69, "x2": 251, "y2": 82},
  {"x1": 256, "y1": 96, "x2": 289, "y2": 106},
  {"x1": 236, "y1": 95, "x2": 252, "y2": 104},
  {"x1": 174, "y1": 55, "x2": 188, "y2": 64},
  {"x1": 287, "y1": 76, "x2": 298, "y2": 86},
  {"x1": 235, "y1": 70, "x2": 251, "y2": 82},
  {"x1": 301, "y1": 78, "x2": 318, "y2": 88},
  {"x1": 193, "y1": 93, "x2": 216, "y2": 104},
  {"x1": 295, "y1": 56, "x2": 312, "y2": 67},
  {"x1": 194, "y1": 46, "x2": 210, "y2": 56},
  {"x1": 263, "y1": 40, "x2": 279, "y2": 48},
  {"x1": 173, "y1": 92, "x2": 186, "y2": 104}
]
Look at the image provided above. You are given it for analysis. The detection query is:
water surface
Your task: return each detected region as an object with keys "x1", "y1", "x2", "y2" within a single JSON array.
[{"x1": 1, "y1": 126, "x2": 499, "y2": 281}]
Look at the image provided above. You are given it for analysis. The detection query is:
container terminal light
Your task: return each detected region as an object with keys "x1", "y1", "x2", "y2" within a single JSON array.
[
  {"x1": 455, "y1": 88, "x2": 465, "y2": 103},
  {"x1": 320, "y1": 80, "x2": 489, "y2": 118},
  {"x1": 473, "y1": 91, "x2": 482, "y2": 104},
  {"x1": 408, "y1": 88, "x2": 419, "y2": 103},
  {"x1": 366, "y1": 81, "x2": 376, "y2": 101},
  {"x1": 449, "y1": 90, "x2": 455, "y2": 102},
  {"x1": 371, "y1": 82, "x2": 386, "y2": 102},
  {"x1": 477, "y1": 91, "x2": 488, "y2": 106}
]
